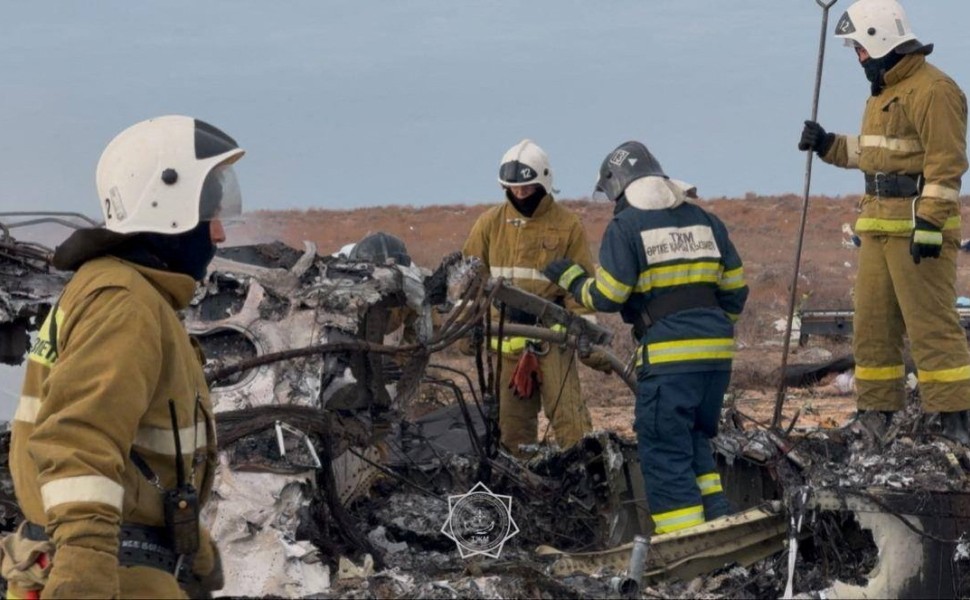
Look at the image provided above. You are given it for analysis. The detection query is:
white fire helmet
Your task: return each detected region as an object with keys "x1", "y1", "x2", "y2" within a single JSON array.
[
  {"x1": 834, "y1": 0, "x2": 918, "y2": 59},
  {"x1": 96, "y1": 115, "x2": 245, "y2": 235},
  {"x1": 498, "y1": 139, "x2": 554, "y2": 194}
]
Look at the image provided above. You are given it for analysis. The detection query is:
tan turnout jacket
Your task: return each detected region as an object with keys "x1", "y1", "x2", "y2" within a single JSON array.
[
  {"x1": 822, "y1": 54, "x2": 968, "y2": 236},
  {"x1": 10, "y1": 256, "x2": 218, "y2": 593},
  {"x1": 462, "y1": 194, "x2": 596, "y2": 324}
]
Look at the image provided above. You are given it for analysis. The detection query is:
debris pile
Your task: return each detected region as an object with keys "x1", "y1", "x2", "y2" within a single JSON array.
[{"x1": 3, "y1": 230, "x2": 970, "y2": 598}]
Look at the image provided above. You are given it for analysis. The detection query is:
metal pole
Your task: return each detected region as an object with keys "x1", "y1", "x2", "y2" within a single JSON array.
[{"x1": 772, "y1": 0, "x2": 839, "y2": 430}]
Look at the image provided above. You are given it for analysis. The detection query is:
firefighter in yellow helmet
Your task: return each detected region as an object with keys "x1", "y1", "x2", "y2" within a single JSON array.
[
  {"x1": 4, "y1": 116, "x2": 243, "y2": 598},
  {"x1": 462, "y1": 139, "x2": 608, "y2": 456},
  {"x1": 799, "y1": 0, "x2": 970, "y2": 443}
]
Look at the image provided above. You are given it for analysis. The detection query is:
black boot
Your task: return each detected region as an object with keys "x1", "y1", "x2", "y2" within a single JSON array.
[{"x1": 941, "y1": 411, "x2": 970, "y2": 445}]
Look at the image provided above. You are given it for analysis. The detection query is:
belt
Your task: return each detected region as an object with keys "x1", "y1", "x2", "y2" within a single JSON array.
[
  {"x1": 23, "y1": 521, "x2": 190, "y2": 581},
  {"x1": 632, "y1": 286, "x2": 720, "y2": 340},
  {"x1": 864, "y1": 172, "x2": 922, "y2": 197}
]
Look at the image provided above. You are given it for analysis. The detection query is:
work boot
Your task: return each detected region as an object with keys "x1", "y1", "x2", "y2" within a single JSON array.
[
  {"x1": 846, "y1": 410, "x2": 895, "y2": 450},
  {"x1": 941, "y1": 410, "x2": 970, "y2": 445}
]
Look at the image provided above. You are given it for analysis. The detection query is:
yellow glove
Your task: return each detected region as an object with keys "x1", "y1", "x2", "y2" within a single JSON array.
[
  {"x1": 579, "y1": 349, "x2": 613, "y2": 374},
  {"x1": 44, "y1": 545, "x2": 120, "y2": 599}
]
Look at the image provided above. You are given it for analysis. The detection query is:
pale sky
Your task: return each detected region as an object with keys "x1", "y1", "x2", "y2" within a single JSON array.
[
  {"x1": 2, "y1": 1, "x2": 969, "y2": 218},
  {"x1": 2, "y1": 1, "x2": 970, "y2": 417}
]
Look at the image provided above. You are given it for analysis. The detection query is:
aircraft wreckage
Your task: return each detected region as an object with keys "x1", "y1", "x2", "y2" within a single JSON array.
[{"x1": 2, "y1": 212, "x2": 970, "y2": 599}]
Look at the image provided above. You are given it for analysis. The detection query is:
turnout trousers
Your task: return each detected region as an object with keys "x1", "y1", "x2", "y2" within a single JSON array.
[
  {"x1": 497, "y1": 343, "x2": 592, "y2": 456},
  {"x1": 854, "y1": 234, "x2": 970, "y2": 412},
  {"x1": 634, "y1": 370, "x2": 731, "y2": 534}
]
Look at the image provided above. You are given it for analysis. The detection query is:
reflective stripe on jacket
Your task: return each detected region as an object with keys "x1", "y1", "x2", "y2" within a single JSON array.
[
  {"x1": 577, "y1": 200, "x2": 748, "y2": 374},
  {"x1": 822, "y1": 54, "x2": 968, "y2": 235},
  {"x1": 10, "y1": 256, "x2": 218, "y2": 566}
]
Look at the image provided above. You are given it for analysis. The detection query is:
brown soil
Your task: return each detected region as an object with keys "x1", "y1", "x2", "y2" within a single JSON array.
[{"x1": 234, "y1": 194, "x2": 970, "y2": 440}]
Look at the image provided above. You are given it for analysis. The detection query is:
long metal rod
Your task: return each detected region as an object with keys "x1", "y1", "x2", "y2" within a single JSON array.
[{"x1": 773, "y1": 0, "x2": 839, "y2": 430}]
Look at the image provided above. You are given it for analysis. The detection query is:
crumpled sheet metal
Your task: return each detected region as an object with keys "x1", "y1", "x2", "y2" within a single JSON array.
[
  {"x1": 200, "y1": 455, "x2": 331, "y2": 597},
  {"x1": 0, "y1": 251, "x2": 68, "y2": 365},
  {"x1": 186, "y1": 243, "x2": 433, "y2": 599}
]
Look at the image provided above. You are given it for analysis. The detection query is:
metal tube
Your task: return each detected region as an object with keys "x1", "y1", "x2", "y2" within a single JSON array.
[
  {"x1": 772, "y1": 0, "x2": 839, "y2": 430},
  {"x1": 482, "y1": 323, "x2": 636, "y2": 392},
  {"x1": 627, "y1": 534, "x2": 650, "y2": 586}
]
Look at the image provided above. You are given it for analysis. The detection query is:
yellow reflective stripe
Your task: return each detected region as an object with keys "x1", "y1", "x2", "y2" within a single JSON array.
[
  {"x1": 719, "y1": 267, "x2": 745, "y2": 291},
  {"x1": 594, "y1": 268, "x2": 632, "y2": 304},
  {"x1": 490, "y1": 336, "x2": 534, "y2": 355},
  {"x1": 489, "y1": 266, "x2": 548, "y2": 282},
  {"x1": 580, "y1": 278, "x2": 595, "y2": 310},
  {"x1": 855, "y1": 364, "x2": 906, "y2": 381},
  {"x1": 646, "y1": 338, "x2": 735, "y2": 364},
  {"x1": 133, "y1": 425, "x2": 208, "y2": 456},
  {"x1": 855, "y1": 215, "x2": 960, "y2": 233},
  {"x1": 859, "y1": 135, "x2": 923, "y2": 153},
  {"x1": 559, "y1": 264, "x2": 586, "y2": 289},
  {"x1": 653, "y1": 504, "x2": 705, "y2": 534},
  {"x1": 635, "y1": 262, "x2": 721, "y2": 293},
  {"x1": 918, "y1": 365, "x2": 970, "y2": 384},
  {"x1": 845, "y1": 135, "x2": 861, "y2": 168},
  {"x1": 697, "y1": 473, "x2": 723, "y2": 496},
  {"x1": 923, "y1": 183, "x2": 961, "y2": 202},
  {"x1": 28, "y1": 306, "x2": 65, "y2": 368},
  {"x1": 41, "y1": 475, "x2": 124, "y2": 512},
  {"x1": 14, "y1": 395, "x2": 40, "y2": 424}
]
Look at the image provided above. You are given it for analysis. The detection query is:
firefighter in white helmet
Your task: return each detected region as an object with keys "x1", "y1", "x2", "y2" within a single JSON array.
[
  {"x1": 5, "y1": 116, "x2": 243, "y2": 598},
  {"x1": 462, "y1": 139, "x2": 608, "y2": 456},
  {"x1": 799, "y1": 0, "x2": 970, "y2": 444}
]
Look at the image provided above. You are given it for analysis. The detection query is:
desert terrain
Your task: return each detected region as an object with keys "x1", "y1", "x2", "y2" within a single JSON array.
[{"x1": 234, "y1": 193, "x2": 970, "y2": 440}]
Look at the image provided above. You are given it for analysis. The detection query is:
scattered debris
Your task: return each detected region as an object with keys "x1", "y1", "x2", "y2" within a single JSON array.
[{"x1": 4, "y1": 226, "x2": 970, "y2": 599}]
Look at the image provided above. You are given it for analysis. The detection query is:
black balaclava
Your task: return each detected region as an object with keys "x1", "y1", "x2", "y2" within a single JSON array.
[
  {"x1": 613, "y1": 194, "x2": 631, "y2": 216},
  {"x1": 52, "y1": 220, "x2": 216, "y2": 281},
  {"x1": 109, "y1": 221, "x2": 216, "y2": 280},
  {"x1": 862, "y1": 50, "x2": 905, "y2": 96},
  {"x1": 505, "y1": 185, "x2": 547, "y2": 218}
]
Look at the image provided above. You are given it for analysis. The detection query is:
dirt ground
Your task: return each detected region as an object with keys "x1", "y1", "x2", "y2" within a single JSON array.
[{"x1": 234, "y1": 193, "x2": 970, "y2": 440}]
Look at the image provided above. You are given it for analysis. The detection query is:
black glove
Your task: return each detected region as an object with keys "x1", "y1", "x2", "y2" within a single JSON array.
[
  {"x1": 542, "y1": 258, "x2": 587, "y2": 294},
  {"x1": 910, "y1": 217, "x2": 943, "y2": 264},
  {"x1": 424, "y1": 250, "x2": 462, "y2": 305},
  {"x1": 798, "y1": 120, "x2": 835, "y2": 155}
]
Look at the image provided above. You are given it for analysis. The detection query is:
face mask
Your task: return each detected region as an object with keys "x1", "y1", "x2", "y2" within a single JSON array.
[
  {"x1": 139, "y1": 222, "x2": 217, "y2": 281},
  {"x1": 860, "y1": 51, "x2": 904, "y2": 95}
]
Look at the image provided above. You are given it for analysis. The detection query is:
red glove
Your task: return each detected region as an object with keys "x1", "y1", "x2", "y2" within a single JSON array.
[{"x1": 509, "y1": 349, "x2": 542, "y2": 399}]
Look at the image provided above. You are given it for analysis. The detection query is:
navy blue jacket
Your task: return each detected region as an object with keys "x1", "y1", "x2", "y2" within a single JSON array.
[{"x1": 570, "y1": 195, "x2": 748, "y2": 375}]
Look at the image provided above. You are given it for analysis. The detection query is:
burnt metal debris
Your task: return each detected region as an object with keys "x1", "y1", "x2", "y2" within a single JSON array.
[{"x1": 2, "y1": 223, "x2": 970, "y2": 598}]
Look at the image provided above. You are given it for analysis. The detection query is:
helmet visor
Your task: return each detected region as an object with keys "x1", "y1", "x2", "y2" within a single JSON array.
[
  {"x1": 499, "y1": 160, "x2": 539, "y2": 186},
  {"x1": 199, "y1": 163, "x2": 242, "y2": 222},
  {"x1": 591, "y1": 185, "x2": 611, "y2": 203}
]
